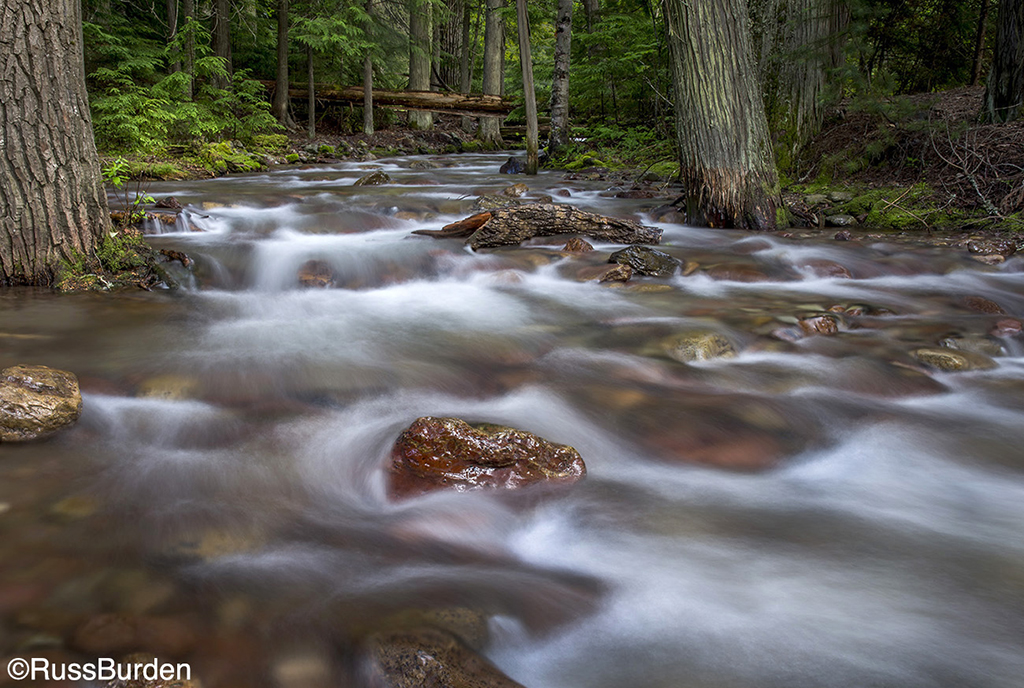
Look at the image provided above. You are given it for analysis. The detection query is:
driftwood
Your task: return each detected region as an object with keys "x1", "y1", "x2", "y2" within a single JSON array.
[
  {"x1": 415, "y1": 204, "x2": 662, "y2": 250},
  {"x1": 259, "y1": 81, "x2": 514, "y2": 117}
]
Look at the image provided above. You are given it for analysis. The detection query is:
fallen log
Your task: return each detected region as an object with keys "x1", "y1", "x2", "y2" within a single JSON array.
[
  {"x1": 414, "y1": 203, "x2": 662, "y2": 250},
  {"x1": 259, "y1": 81, "x2": 514, "y2": 117}
]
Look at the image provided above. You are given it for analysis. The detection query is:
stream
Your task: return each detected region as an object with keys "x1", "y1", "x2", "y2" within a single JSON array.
[{"x1": 2, "y1": 153, "x2": 1024, "y2": 688}]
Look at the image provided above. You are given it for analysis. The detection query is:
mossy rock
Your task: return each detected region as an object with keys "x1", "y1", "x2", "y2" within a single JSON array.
[
  {"x1": 318, "y1": 144, "x2": 335, "y2": 157},
  {"x1": 285, "y1": 153, "x2": 300, "y2": 164},
  {"x1": 252, "y1": 134, "x2": 290, "y2": 153},
  {"x1": 198, "y1": 141, "x2": 265, "y2": 176}
]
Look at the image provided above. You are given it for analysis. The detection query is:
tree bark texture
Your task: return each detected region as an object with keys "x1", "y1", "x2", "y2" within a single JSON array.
[
  {"x1": 459, "y1": 0, "x2": 474, "y2": 130},
  {"x1": 213, "y1": 0, "x2": 233, "y2": 89},
  {"x1": 972, "y1": 0, "x2": 993, "y2": 85},
  {"x1": 479, "y1": 0, "x2": 505, "y2": 144},
  {"x1": 364, "y1": 0, "x2": 375, "y2": 135},
  {"x1": 749, "y1": 0, "x2": 846, "y2": 168},
  {"x1": 273, "y1": 0, "x2": 291, "y2": 126},
  {"x1": 167, "y1": 0, "x2": 180, "y2": 72},
  {"x1": 436, "y1": 0, "x2": 465, "y2": 90},
  {"x1": 548, "y1": 0, "x2": 573, "y2": 156},
  {"x1": 264, "y1": 81, "x2": 512, "y2": 116},
  {"x1": 516, "y1": 0, "x2": 538, "y2": 174},
  {"x1": 414, "y1": 204, "x2": 662, "y2": 249},
  {"x1": 0, "y1": 0, "x2": 108, "y2": 285},
  {"x1": 984, "y1": 0, "x2": 1024, "y2": 122},
  {"x1": 665, "y1": 0, "x2": 780, "y2": 230},
  {"x1": 409, "y1": 0, "x2": 433, "y2": 129}
]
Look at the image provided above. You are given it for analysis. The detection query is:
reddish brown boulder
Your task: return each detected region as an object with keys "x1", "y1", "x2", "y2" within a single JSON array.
[
  {"x1": 561, "y1": 237, "x2": 595, "y2": 253},
  {"x1": 387, "y1": 417, "x2": 586, "y2": 499}
]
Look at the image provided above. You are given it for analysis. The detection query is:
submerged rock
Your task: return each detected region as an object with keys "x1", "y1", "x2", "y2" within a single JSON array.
[
  {"x1": 561, "y1": 237, "x2": 594, "y2": 253},
  {"x1": 913, "y1": 348, "x2": 997, "y2": 372},
  {"x1": 798, "y1": 315, "x2": 840, "y2": 336},
  {"x1": 298, "y1": 259, "x2": 336, "y2": 288},
  {"x1": 387, "y1": 417, "x2": 586, "y2": 499},
  {"x1": 576, "y1": 264, "x2": 632, "y2": 283},
  {"x1": 657, "y1": 332, "x2": 737, "y2": 362},
  {"x1": 0, "y1": 365, "x2": 82, "y2": 442},
  {"x1": 362, "y1": 627, "x2": 525, "y2": 688},
  {"x1": 608, "y1": 246, "x2": 681, "y2": 277},
  {"x1": 354, "y1": 171, "x2": 391, "y2": 186},
  {"x1": 499, "y1": 157, "x2": 525, "y2": 174}
]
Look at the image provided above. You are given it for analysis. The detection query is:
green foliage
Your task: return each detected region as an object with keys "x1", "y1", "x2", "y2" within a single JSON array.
[
  {"x1": 197, "y1": 141, "x2": 264, "y2": 175},
  {"x1": 58, "y1": 228, "x2": 161, "y2": 292},
  {"x1": 85, "y1": 18, "x2": 279, "y2": 154},
  {"x1": 253, "y1": 134, "x2": 291, "y2": 153},
  {"x1": 102, "y1": 157, "x2": 154, "y2": 228}
]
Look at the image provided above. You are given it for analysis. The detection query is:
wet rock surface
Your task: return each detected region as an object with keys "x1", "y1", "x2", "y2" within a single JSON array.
[
  {"x1": 608, "y1": 246, "x2": 681, "y2": 277},
  {"x1": 355, "y1": 171, "x2": 392, "y2": 186},
  {"x1": 387, "y1": 417, "x2": 586, "y2": 499},
  {"x1": 0, "y1": 365, "x2": 83, "y2": 442}
]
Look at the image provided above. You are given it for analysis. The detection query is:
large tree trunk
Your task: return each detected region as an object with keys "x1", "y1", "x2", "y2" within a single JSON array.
[
  {"x1": 0, "y1": 0, "x2": 108, "y2": 285},
  {"x1": 272, "y1": 0, "x2": 292, "y2": 127},
  {"x1": 750, "y1": 0, "x2": 846, "y2": 170},
  {"x1": 364, "y1": 0, "x2": 375, "y2": 135},
  {"x1": 212, "y1": 0, "x2": 233, "y2": 89},
  {"x1": 972, "y1": 0, "x2": 993, "y2": 86},
  {"x1": 516, "y1": 0, "x2": 538, "y2": 174},
  {"x1": 665, "y1": 0, "x2": 780, "y2": 230},
  {"x1": 183, "y1": 0, "x2": 195, "y2": 99},
  {"x1": 548, "y1": 0, "x2": 573, "y2": 157},
  {"x1": 438, "y1": 0, "x2": 464, "y2": 90},
  {"x1": 409, "y1": 0, "x2": 433, "y2": 129},
  {"x1": 984, "y1": 0, "x2": 1024, "y2": 123},
  {"x1": 478, "y1": 0, "x2": 505, "y2": 145}
]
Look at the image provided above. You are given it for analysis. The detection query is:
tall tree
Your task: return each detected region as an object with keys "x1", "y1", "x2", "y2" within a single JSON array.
[
  {"x1": 516, "y1": 0, "x2": 539, "y2": 174},
  {"x1": 1, "y1": 0, "x2": 109, "y2": 285},
  {"x1": 272, "y1": 0, "x2": 294, "y2": 127},
  {"x1": 548, "y1": 0, "x2": 573, "y2": 157},
  {"x1": 665, "y1": 0, "x2": 780, "y2": 230},
  {"x1": 750, "y1": 0, "x2": 846, "y2": 169},
  {"x1": 984, "y1": 0, "x2": 1024, "y2": 122},
  {"x1": 364, "y1": 0, "x2": 375, "y2": 135},
  {"x1": 408, "y1": 0, "x2": 433, "y2": 129},
  {"x1": 212, "y1": 0, "x2": 233, "y2": 89},
  {"x1": 168, "y1": 0, "x2": 180, "y2": 72},
  {"x1": 478, "y1": 0, "x2": 505, "y2": 144},
  {"x1": 971, "y1": 0, "x2": 993, "y2": 86},
  {"x1": 183, "y1": 0, "x2": 196, "y2": 99}
]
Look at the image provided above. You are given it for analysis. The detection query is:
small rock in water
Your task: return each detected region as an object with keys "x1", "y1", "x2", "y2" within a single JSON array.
[
  {"x1": 658, "y1": 332, "x2": 737, "y2": 362},
  {"x1": 499, "y1": 157, "x2": 525, "y2": 174},
  {"x1": 608, "y1": 246, "x2": 681, "y2": 277},
  {"x1": 961, "y1": 295, "x2": 1007, "y2": 315},
  {"x1": 706, "y1": 264, "x2": 770, "y2": 282},
  {"x1": 967, "y1": 237, "x2": 1017, "y2": 257},
  {"x1": 298, "y1": 259, "x2": 336, "y2": 288},
  {"x1": 825, "y1": 214, "x2": 857, "y2": 227},
  {"x1": 561, "y1": 237, "x2": 594, "y2": 253},
  {"x1": 154, "y1": 196, "x2": 183, "y2": 210},
  {"x1": 939, "y1": 335, "x2": 1003, "y2": 357},
  {"x1": 834, "y1": 230, "x2": 853, "y2": 241},
  {"x1": 799, "y1": 258, "x2": 852, "y2": 279},
  {"x1": 798, "y1": 315, "x2": 840, "y2": 336},
  {"x1": 502, "y1": 183, "x2": 528, "y2": 198},
  {"x1": 991, "y1": 318, "x2": 1023, "y2": 337},
  {"x1": 576, "y1": 264, "x2": 632, "y2": 283},
  {"x1": 354, "y1": 171, "x2": 391, "y2": 186},
  {"x1": 0, "y1": 365, "x2": 82, "y2": 442},
  {"x1": 913, "y1": 348, "x2": 997, "y2": 372},
  {"x1": 387, "y1": 417, "x2": 586, "y2": 499},
  {"x1": 362, "y1": 627, "x2": 526, "y2": 688}
]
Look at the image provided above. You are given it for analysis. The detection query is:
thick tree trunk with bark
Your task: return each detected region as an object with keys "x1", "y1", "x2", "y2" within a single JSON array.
[
  {"x1": 437, "y1": 0, "x2": 465, "y2": 90},
  {"x1": 516, "y1": 0, "x2": 539, "y2": 174},
  {"x1": 549, "y1": 0, "x2": 573, "y2": 157},
  {"x1": 413, "y1": 204, "x2": 662, "y2": 249},
  {"x1": 212, "y1": 0, "x2": 232, "y2": 89},
  {"x1": 665, "y1": 0, "x2": 780, "y2": 230},
  {"x1": 749, "y1": 0, "x2": 846, "y2": 169},
  {"x1": 273, "y1": 0, "x2": 292, "y2": 127},
  {"x1": 0, "y1": 0, "x2": 109, "y2": 285},
  {"x1": 479, "y1": 0, "x2": 505, "y2": 144},
  {"x1": 409, "y1": 0, "x2": 433, "y2": 129},
  {"x1": 984, "y1": 0, "x2": 1024, "y2": 122}
]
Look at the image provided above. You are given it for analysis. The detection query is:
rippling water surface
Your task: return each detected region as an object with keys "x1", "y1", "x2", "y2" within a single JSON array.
[{"x1": 2, "y1": 153, "x2": 1024, "y2": 687}]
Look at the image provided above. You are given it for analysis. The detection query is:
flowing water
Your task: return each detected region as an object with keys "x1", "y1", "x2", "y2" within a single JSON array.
[{"x1": 2, "y1": 153, "x2": 1024, "y2": 687}]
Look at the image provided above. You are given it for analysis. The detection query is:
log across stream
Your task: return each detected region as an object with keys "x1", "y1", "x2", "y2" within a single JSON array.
[{"x1": 1, "y1": 153, "x2": 1023, "y2": 688}]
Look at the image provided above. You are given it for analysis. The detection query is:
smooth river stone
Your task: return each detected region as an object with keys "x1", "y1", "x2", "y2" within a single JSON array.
[
  {"x1": 387, "y1": 417, "x2": 586, "y2": 499},
  {"x1": 0, "y1": 365, "x2": 82, "y2": 442}
]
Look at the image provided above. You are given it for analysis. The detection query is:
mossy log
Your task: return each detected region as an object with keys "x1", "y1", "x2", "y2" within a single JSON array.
[{"x1": 414, "y1": 204, "x2": 662, "y2": 249}]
